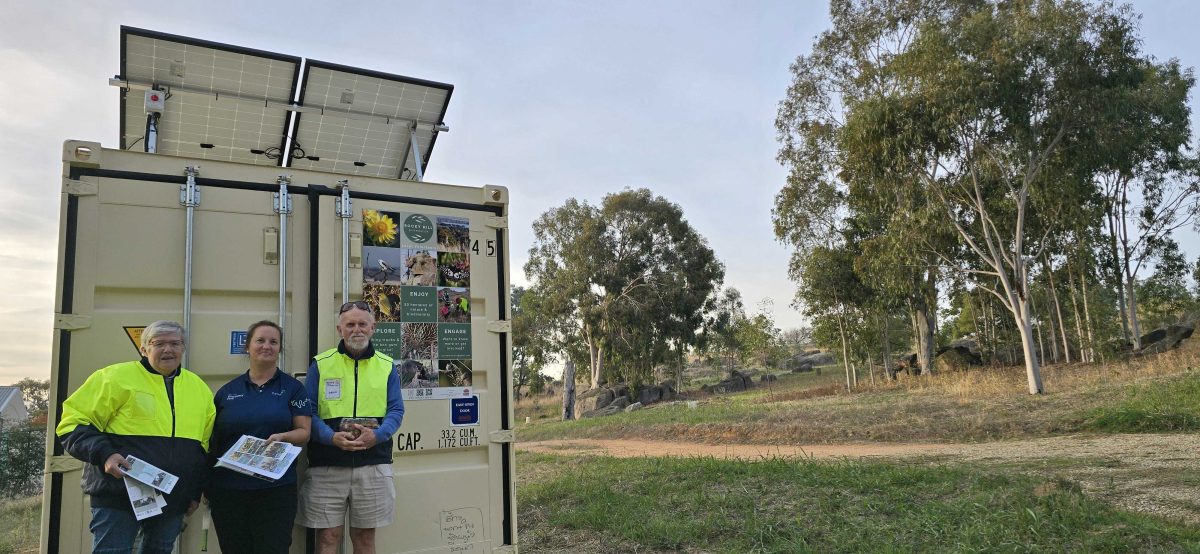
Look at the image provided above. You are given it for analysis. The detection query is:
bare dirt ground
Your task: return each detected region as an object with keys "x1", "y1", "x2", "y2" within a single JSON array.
[{"x1": 519, "y1": 433, "x2": 1200, "y2": 525}]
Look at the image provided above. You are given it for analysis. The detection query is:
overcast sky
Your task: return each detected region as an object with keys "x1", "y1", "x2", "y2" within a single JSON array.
[{"x1": 1, "y1": 1, "x2": 1196, "y2": 384}]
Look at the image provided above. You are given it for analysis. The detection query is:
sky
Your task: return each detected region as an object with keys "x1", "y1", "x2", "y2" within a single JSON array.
[{"x1": 1, "y1": 1, "x2": 1197, "y2": 384}]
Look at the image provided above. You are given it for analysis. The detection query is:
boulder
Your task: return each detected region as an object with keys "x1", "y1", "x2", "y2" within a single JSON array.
[
  {"x1": 624, "y1": 402, "x2": 643, "y2": 412},
  {"x1": 933, "y1": 344, "x2": 982, "y2": 372},
  {"x1": 709, "y1": 370, "x2": 754, "y2": 394},
  {"x1": 658, "y1": 381, "x2": 677, "y2": 402},
  {"x1": 792, "y1": 361, "x2": 814, "y2": 373},
  {"x1": 637, "y1": 386, "x2": 662, "y2": 405},
  {"x1": 577, "y1": 387, "x2": 615, "y2": 413},
  {"x1": 1137, "y1": 323, "x2": 1195, "y2": 355},
  {"x1": 760, "y1": 374, "x2": 778, "y2": 383}
]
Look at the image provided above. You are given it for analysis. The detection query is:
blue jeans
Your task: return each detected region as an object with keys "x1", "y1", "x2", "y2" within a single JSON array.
[{"x1": 89, "y1": 506, "x2": 185, "y2": 554}]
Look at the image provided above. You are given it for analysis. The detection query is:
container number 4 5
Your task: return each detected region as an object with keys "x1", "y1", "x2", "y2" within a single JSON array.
[{"x1": 471, "y1": 239, "x2": 497, "y2": 257}]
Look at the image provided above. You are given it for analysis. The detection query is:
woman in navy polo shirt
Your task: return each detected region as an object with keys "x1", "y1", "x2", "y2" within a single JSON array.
[{"x1": 208, "y1": 321, "x2": 311, "y2": 553}]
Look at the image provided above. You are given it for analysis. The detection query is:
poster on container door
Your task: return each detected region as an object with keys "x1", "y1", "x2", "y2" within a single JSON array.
[{"x1": 361, "y1": 209, "x2": 474, "y2": 401}]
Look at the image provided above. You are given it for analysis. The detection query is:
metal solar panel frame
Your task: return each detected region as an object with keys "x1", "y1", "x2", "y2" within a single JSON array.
[
  {"x1": 118, "y1": 26, "x2": 302, "y2": 166},
  {"x1": 293, "y1": 60, "x2": 453, "y2": 179}
]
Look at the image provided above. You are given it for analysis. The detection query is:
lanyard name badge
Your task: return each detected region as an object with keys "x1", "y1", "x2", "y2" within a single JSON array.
[{"x1": 324, "y1": 378, "x2": 342, "y2": 400}]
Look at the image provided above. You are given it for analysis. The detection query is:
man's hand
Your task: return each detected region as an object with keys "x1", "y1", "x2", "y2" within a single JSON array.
[
  {"x1": 187, "y1": 500, "x2": 199, "y2": 516},
  {"x1": 332, "y1": 426, "x2": 378, "y2": 451},
  {"x1": 103, "y1": 453, "x2": 130, "y2": 479},
  {"x1": 350, "y1": 425, "x2": 379, "y2": 449},
  {"x1": 266, "y1": 433, "x2": 288, "y2": 443},
  {"x1": 331, "y1": 431, "x2": 359, "y2": 451}
]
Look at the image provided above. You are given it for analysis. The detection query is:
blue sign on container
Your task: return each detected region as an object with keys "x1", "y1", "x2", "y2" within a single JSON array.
[
  {"x1": 230, "y1": 331, "x2": 248, "y2": 355},
  {"x1": 450, "y1": 396, "x2": 479, "y2": 426}
]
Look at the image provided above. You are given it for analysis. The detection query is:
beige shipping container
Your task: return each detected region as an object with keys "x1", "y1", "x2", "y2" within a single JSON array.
[{"x1": 42, "y1": 141, "x2": 517, "y2": 553}]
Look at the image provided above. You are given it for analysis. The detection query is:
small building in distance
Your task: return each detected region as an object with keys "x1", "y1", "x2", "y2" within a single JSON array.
[{"x1": 0, "y1": 387, "x2": 29, "y2": 428}]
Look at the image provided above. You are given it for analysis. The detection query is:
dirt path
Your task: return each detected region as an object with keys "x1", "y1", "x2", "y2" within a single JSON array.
[{"x1": 519, "y1": 434, "x2": 1200, "y2": 524}]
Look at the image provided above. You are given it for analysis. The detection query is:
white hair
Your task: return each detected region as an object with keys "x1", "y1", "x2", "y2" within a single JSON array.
[{"x1": 141, "y1": 320, "x2": 186, "y2": 349}]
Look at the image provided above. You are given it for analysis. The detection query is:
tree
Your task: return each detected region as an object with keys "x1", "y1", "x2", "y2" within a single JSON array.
[
  {"x1": 511, "y1": 286, "x2": 550, "y2": 399},
  {"x1": 775, "y1": 0, "x2": 962, "y2": 375},
  {"x1": 1136, "y1": 238, "x2": 1194, "y2": 329},
  {"x1": 844, "y1": 0, "x2": 1174, "y2": 393},
  {"x1": 525, "y1": 189, "x2": 724, "y2": 389},
  {"x1": 702, "y1": 287, "x2": 745, "y2": 374},
  {"x1": 13, "y1": 378, "x2": 48, "y2": 421}
]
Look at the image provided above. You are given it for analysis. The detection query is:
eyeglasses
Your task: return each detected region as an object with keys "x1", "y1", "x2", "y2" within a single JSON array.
[
  {"x1": 339, "y1": 301, "x2": 373, "y2": 314},
  {"x1": 148, "y1": 340, "x2": 184, "y2": 350}
]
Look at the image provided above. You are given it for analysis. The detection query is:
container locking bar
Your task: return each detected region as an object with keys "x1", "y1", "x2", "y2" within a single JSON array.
[
  {"x1": 274, "y1": 175, "x2": 293, "y2": 372},
  {"x1": 335, "y1": 179, "x2": 353, "y2": 303},
  {"x1": 180, "y1": 166, "x2": 200, "y2": 367}
]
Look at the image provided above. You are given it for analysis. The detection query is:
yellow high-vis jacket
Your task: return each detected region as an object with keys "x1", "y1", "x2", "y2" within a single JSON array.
[{"x1": 57, "y1": 359, "x2": 215, "y2": 513}]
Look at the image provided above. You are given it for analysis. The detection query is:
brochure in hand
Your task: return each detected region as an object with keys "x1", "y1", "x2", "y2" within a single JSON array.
[
  {"x1": 215, "y1": 435, "x2": 301, "y2": 482},
  {"x1": 124, "y1": 477, "x2": 166, "y2": 521},
  {"x1": 120, "y1": 455, "x2": 178, "y2": 494}
]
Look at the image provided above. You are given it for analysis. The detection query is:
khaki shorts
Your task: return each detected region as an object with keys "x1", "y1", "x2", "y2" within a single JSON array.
[{"x1": 298, "y1": 464, "x2": 396, "y2": 529}]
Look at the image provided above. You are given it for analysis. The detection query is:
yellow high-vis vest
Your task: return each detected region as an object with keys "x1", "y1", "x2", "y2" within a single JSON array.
[{"x1": 313, "y1": 347, "x2": 393, "y2": 419}]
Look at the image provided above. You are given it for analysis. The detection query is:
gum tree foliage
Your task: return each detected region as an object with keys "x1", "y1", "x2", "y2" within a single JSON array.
[
  {"x1": 842, "y1": 0, "x2": 1177, "y2": 394},
  {"x1": 511, "y1": 286, "x2": 552, "y2": 399},
  {"x1": 524, "y1": 189, "x2": 724, "y2": 390},
  {"x1": 14, "y1": 378, "x2": 48, "y2": 421},
  {"x1": 774, "y1": 0, "x2": 965, "y2": 375},
  {"x1": 702, "y1": 287, "x2": 745, "y2": 373}
]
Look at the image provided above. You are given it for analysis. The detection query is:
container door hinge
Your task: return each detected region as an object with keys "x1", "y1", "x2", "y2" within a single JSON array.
[
  {"x1": 62, "y1": 177, "x2": 98, "y2": 196},
  {"x1": 489, "y1": 430, "x2": 515, "y2": 443},
  {"x1": 487, "y1": 320, "x2": 511, "y2": 334},
  {"x1": 54, "y1": 313, "x2": 92, "y2": 330},
  {"x1": 47, "y1": 456, "x2": 84, "y2": 474},
  {"x1": 485, "y1": 216, "x2": 508, "y2": 229}
]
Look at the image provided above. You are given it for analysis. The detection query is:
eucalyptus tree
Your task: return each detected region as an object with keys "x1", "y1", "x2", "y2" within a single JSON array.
[
  {"x1": 511, "y1": 286, "x2": 551, "y2": 399},
  {"x1": 775, "y1": 0, "x2": 964, "y2": 374},
  {"x1": 842, "y1": 0, "x2": 1171, "y2": 394},
  {"x1": 795, "y1": 243, "x2": 874, "y2": 389},
  {"x1": 524, "y1": 189, "x2": 724, "y2": 390}
]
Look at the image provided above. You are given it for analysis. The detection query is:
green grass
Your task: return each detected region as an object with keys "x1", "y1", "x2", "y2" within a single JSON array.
[
  {"x1": 0, "y1": 496, "x2": 40, "y2": 553},
  {"x1": 518, "y1": 452, "x2": 1200, "y2": 553},
  {"x1": 1076, "y1": 373, "x2": 1200, "y2": 433}
]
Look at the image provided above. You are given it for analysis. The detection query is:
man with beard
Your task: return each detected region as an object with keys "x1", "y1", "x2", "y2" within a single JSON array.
[
  {"x1": 56, "y1": 320, "x2": 215, "y2": 554},
  {"x1": 300, "y1": 302, "x2": 405, "y2": 554}
]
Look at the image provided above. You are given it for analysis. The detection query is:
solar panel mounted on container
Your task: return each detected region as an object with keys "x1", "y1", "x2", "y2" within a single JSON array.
[
  {"x1": 118, "y1": 26, "x2": 301, "y2": 165},
  {"x1": 290, "y1": 61, "x2": 453, "y2": 179}
]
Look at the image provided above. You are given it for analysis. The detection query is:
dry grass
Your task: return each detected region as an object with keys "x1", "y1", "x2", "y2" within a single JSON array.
[{"x1": 517, "y1": 340, "x2": 1200, "y2": 445}]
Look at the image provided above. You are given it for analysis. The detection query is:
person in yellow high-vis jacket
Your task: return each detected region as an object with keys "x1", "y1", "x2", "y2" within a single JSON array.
[
  {"x1": 299, "y1": 301, "x2": 404, "y2": 554},
  {"x1": 56, "y1": 320, "x2": 216, "y2": 554}
]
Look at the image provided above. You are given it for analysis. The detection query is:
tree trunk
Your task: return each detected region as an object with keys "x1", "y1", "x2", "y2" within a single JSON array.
[
  {"x1": 1016, "y1": 298, "x2": 1045, "y2": 394},
  {"x1": 881, "y1": 315, "x2": 896, "y2": 381},
  {"x1": 588, "y1": 341, "x2": 605, "y2": 389},
  {"x1": 1066, "y1": 262, "x2": 1088, "y2": 363},
  {"x1": 867, "y1": 352, "x2": 876, "y2": 386},
  {"x1": 1081, "y1": 271, "x2": 1097, "y2": 362},
  {"x1": 1106, "y1": 206, "x2": 1132, "y2": 345},
  {"x1": 911, "y1": 302, "x2": 936, "y2": 376},
  {"x1": 836, "y1": 305, "x2": 852, "y2": 391},
  {"x1": 1125, "y1": 277, "x2": 1143, "y2": 350},
  {"x1": 1044, "y1": 259, "x2": 1070, "y2": 363},
  {"x1": 561, "y1": 360, "x2": 576, "y2": 421}
]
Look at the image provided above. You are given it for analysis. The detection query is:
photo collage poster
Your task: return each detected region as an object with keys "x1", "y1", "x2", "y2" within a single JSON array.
[{"x1": 361, "y1": 209, "x2": 473, "y2": 400}]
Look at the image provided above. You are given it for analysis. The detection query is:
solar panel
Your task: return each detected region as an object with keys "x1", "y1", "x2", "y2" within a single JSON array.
[
  {"x1": 118, "y1": 27, "x2": 301, "y2": 165},
  {"x1": 114, "y1": 28, "x2": 453, "y2": 178},
  {"x1": 289, "y1": 61, "x2": 453, "y2": 179}
]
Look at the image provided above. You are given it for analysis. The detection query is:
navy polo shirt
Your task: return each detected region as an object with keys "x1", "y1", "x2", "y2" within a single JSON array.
[{"x1": 209, "y1": 370, "x2": 312, "y2": 490}]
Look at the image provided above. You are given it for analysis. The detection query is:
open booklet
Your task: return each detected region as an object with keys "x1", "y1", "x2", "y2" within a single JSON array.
[{"x1": 214, "y1": 435, "x2": 301, "y2": 482}]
